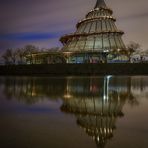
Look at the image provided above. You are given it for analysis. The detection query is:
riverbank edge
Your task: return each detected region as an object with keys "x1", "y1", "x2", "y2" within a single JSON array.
[{"x1": 0, "y1": 63, "x2": 148, "y2": 76}]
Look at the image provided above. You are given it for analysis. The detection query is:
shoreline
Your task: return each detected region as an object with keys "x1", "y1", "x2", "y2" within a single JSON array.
[{"x1": 0, "y1": 63, "x2": 148, "y2": 76}]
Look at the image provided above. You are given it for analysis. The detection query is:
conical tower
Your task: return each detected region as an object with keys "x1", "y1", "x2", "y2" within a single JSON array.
[{"x1": 60, "y1": 0, "x2": 128, "y2": 63}]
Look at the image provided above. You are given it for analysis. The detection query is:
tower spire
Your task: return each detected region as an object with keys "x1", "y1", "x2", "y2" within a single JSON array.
[{"x1": 94, "y1": 0, "x2": 107, "y2": 8}]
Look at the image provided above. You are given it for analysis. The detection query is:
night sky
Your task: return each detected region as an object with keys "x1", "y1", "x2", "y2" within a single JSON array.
[{"x1": 0, "y1": 0, "x2": 148, "y2": 51}]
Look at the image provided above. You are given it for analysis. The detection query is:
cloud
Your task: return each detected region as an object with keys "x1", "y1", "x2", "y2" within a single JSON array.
[{"x1": 0, "y1": 0, "x2": 148, "y2": 50}]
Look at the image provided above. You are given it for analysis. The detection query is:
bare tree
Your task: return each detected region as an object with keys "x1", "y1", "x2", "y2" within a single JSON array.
[
  {"x1": 15, "y1": 48, "x2": 26, "y2": 64},
  {"x1": 23, "y1": 45, "x2": 39, "y2": 64},
  {"x1": 1, "y1": 45, "x2": 61, "y2": 65},
  {"x1": 23, "y1": 45, "x2": 38, "y2": 55},
  {"x1": 2, "y1": 49, "x2": 14, "y2": 65},
  {"x1": 127, "y1": 41, "x2": 140, "y2": 54},
  {"x1": 127, "y1": 41, "x2": 141, "y2": 61},
  {"x1": 1, "y1": 45, "x2": 39, "y2": 65}
]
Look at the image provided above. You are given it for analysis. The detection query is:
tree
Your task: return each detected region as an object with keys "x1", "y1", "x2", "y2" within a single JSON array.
[
  {"x1": 2, "y1": 49, "x2": 17, "y2": 65},
  {"x1": 127, "y1": 41, "x2": 140, "y2": 54},
  {"x1": 23, "y1": 45, "x2": 39, "y2": 64},
  {"x1": 15, "y1": 48, "x2": 26, "y2": 64},
  {"x1": 23, "y1": 45, "x2": 38, "y2": 55},
  {"x1": 1, "y1": 45, "x2": 39, "y2": 65},
  {"x1": 127, "y1": 41, "x2": 141, "y2": 61}
]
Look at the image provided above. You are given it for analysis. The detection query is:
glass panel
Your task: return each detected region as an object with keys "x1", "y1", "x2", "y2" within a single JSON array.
[
  {"x1": 114, "y1": 35, "x2": 121, "y2": 48},
  {"x1": 108, "y1": 20, "x2": 114, "y2": 31},
  {"x1": 74, "y1": 41, "x2": 80, "y2": 50},
  {"x1": 100, "y1": 11, "x2": 103, "y2": 16},
  {"x1": 78, "y1": 37, "x2": 85, "y2": 50},
  {"x1": 110, "y1": 20, "x2": 117, "y2": 31},
  {"x1": 97, "y1": 20, "x2": 102, "y2": 32},
  {"x1": 97, "y1": 11, "x2": 101, "y2": 16},
  {"x1": 94, "y1": 35, "x2": 103, "y2": 50},
  {"x1": 67, "y1": 38, "x2": 73, "y2": 48},
  {"x1": 94, "y1": 11, "x2": 98, "y2": 17},
  {"x1": 93, "y1": 12, "x2": 96, "y2": 17},
  {"x1": 102, "y1": 20, "x2": 106, "y2": 31},
  {"x1": 85, "y1": 37, "x2": 94, "y2": 50},
  {"x1": 70, "y1": 38, "x2": 78, "y2": 48},
  {"x1": 106, "y1": 20, "x2": 111, "y2": 31},
  {"x1": 90, "y1": 21, "x2": 96, "y2": 32},
  {"x1": 74, "y1": 37, "x2": 85, "y2": 50},
  {"x1": 112, "y1": 21, "x2": 117, "y2": 30},
  {"x1": 103, "y1": 34, "x2": 110, "y2": 49},
  {"x1": 78, "y1": 24, "x2": 86, "y2": 33},
  {"x1": 102, "y1": 11, "x2": 105, "y2": 16},
  {"x1": 65, "y1": 39, "x2": 71, "y2": 49},
  {"x1": 83, "y1": 23, "x2": 91, "y2": 33},
  {"x1": 119, "y1": 36, "x2": 125, "y2": 48},
  {"x1": 76, "y1": 25, "x2": 83, "y2": 33},
  {"x1": 109, "y1": 34, "x2": 116, "y2": 48}
]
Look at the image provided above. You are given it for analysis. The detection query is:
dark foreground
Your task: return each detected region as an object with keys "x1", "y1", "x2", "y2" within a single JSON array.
[{"x1": 0, "y1": 63, "x2": 148, "y2": 76}]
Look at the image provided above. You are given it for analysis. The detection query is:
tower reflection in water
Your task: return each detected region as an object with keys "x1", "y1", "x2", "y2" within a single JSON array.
[
  {"x1": 0, "y1": 76, "x2": 148, "y2": 148},
  {"x1": 61, "y1": 76, "x2": 140, "y2": 148}
]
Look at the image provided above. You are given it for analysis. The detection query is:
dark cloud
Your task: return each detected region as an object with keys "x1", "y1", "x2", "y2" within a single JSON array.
[{"x1": 0, "y1": 0, "x2": 148, "y2": 50}]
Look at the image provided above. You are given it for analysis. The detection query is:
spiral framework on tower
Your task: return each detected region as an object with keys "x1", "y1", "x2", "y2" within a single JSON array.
[{"x1": 60, "y1": 0, "x2": 129, "y2": 63}]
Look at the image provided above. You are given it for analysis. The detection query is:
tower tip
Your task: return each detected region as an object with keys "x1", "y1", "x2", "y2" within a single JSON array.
[{"x1": 94, "y1": 0, "x2": 107, "y2": 8}]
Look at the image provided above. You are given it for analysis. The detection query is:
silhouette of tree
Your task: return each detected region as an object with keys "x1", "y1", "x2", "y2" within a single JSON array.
[
  {"x1": 2, "y1": 48, "x2": 18, "y2": 65},
  {"x1": 15, "y1": 48, "x2": 26, "y2": 64},
  {"x1": 23, "y1": 45, "x2": 39, "y2": 64},
  {"x1": 127, "y1": 41, "x2": 141, "y2": 61}
]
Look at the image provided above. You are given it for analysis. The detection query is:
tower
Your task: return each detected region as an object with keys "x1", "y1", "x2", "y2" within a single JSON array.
[{"x1": 60, "y1": 0, "x2": 128, "y2": 63}]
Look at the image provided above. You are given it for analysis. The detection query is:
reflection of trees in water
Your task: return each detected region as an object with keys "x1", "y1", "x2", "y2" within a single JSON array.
[
  {"x1": 0, "y1": 77, "x2": 148, "y2": 104},
  {"x1": 0, "y1": 77, "x2": 67, "y2": 104},
  {"x1": 130, "y1": 76, "x2": 148, "y2": 100},
  {"x1": 0, "y1": 76, "x2": 147, "y2": 105}
]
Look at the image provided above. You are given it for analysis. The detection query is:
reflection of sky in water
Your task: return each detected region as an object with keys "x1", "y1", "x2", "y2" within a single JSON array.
[
  {"x1": 0, "y1": 98, "x2": 62, "y2": 114},
  {"x1": 0, "y1": 76, "x2": 148, "y2": 148}
]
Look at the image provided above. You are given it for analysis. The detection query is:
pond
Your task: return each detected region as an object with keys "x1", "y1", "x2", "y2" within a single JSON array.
[{"x1": 0, "y1": 76, "x2": 148, "y2": 148}]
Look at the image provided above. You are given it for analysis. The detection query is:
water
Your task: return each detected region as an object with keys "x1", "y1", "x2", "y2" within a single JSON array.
[{"x1": 0, "y1": 76, "x2": 148, "y2": 148}]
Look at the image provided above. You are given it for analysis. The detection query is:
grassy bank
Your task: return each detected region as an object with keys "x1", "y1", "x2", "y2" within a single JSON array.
[{"x1": 0, "y1": 63, "x2": 148, "y2": 76}]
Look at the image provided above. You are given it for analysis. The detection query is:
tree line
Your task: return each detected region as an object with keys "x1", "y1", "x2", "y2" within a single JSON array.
[
  {"x1": 0, "y1": 42, "x2": 147, "y2": 65},
  {"x1": 0, "y1": 45, "x2": 60, "y2": 65}
]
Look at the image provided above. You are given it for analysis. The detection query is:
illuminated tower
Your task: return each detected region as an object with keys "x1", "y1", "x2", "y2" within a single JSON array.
[{"x1": 60, "y1": 0, "x2": 128, "y2": 63}]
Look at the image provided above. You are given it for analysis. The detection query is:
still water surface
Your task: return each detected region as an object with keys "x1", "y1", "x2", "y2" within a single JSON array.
[{"x1": 0, "y1": 76, "x2": 148, "y2": 148}]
